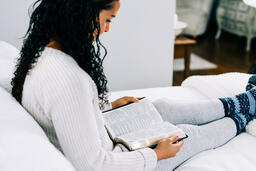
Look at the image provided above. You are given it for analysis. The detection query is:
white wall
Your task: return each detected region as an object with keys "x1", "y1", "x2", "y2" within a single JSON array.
[
  {"x1": 0, "y1": 0, "x2": 33, "y2": 49},
  {"x1": 102, "y1": 0, "x2": 175, "y2": 91},
  {"x1": 1, "y1": 0, "x2": 175, "y2": 91}
]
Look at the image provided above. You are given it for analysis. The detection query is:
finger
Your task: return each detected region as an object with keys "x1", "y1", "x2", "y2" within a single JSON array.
[
  {"x1": 160, "y1": 138, "x2": 168, "y2": 143},
  {"x1": 125, "y1": 96, "x2": 133, "y2": 99},
  {"x1": 180, "y1": 140, "x2": 184, "y2": 146},
  {"x1": 169, "y1": 136, "x2": 179, "y2": 143},
  {"x1": 136, "y1": 97, "x2": 143, "y2": 100},
  {"x1": 128, "y1": 97, "x2": 139, "y2": 103},
  {"x1": 122, "y1": 97, "x2": 137, "y2": 103},
  {"x1": 123, "y1": 96, "x2": 133, "y2": 100},
  {"x1": 174, "y1": 141, "x2": 184, "y2": 148}
]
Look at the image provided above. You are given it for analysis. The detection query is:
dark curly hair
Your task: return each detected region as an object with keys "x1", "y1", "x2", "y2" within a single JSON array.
[{"x1": 11, "y1": 0, "x2": 118, "y2": 105}]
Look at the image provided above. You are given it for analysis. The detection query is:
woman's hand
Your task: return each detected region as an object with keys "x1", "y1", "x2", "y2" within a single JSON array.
[
  {"x1": 111, "y1": 96, "x2": 140, "y2": 109},
  {"x1": 153, "y1": 136, "x2": 184, "y2": 161}
]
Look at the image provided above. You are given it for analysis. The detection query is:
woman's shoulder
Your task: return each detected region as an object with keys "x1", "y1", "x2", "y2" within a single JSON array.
[
  {"x1": 37, "y1": 47, "x2": 94, "y2": 85},
  {"x1": 22, "y1": 48, "x2": 99, "y2": 126},
  {"x1": 24, "y1": 47, "x2": 98, "y2": 100}
]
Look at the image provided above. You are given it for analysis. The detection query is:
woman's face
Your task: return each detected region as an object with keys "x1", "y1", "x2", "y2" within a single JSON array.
[{"x1": 98, "y1": 1, "x2": 120, "y2": 36}]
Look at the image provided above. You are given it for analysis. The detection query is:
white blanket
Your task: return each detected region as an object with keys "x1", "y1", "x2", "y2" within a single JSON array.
[
  {"x1": 1, "y1": 41, "x2": 255, "y2": 170},
  {"x1": 176, "y1": 133, "x2": 256, "y2": 171},
  {"x1": 179, "y1": 73, "x2": 256, "y2": 170},
  {"x1": 110, "y1": 74, "x2": 256, "y2": 171}
]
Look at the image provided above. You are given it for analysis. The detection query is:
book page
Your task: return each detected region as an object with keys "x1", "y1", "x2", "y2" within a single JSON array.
[
  {"x1": 103, "y1": 99, "x2": 163, "y2": 138},
  {"x1": 115, "y1": 122, "x2": 186, "y2": 151}
]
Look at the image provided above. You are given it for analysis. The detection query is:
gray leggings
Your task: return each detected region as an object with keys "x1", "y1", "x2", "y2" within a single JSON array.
[{"x1": 152, "y1": 98, "x2": 237, "y2": 171}]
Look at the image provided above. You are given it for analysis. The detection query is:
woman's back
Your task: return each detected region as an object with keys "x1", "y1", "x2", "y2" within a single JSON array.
[
  {"x1": 21, "y1": 47, "x2": 107, "y2": 150},
  {"x1": 21, "y1": 47, "x2": 157, "y2": 171},
  {"x1": 22, "y1": 46, "x2": 114, "y2": 147}
]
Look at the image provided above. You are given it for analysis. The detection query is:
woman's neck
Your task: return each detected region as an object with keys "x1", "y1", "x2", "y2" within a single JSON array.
[{"x1": 46, "y1": 40, "x2": 62, "y2": 51}]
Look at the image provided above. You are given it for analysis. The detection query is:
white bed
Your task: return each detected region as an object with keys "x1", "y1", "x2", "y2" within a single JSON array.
[
  {"x1": 1, "y1": 41, "x2": 256, "y2": 171},
  {"x1": 109, "y1": 80, "x2": 256, "y2": 171}
]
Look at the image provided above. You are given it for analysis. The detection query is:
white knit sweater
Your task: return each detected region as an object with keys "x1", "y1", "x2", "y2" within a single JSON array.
[{"x1": 21, "y1": 47, "x2": 157, "y2": 171}]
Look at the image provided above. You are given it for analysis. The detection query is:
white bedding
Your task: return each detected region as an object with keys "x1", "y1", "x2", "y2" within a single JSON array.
[
  {"x1": 1, "y1": 41, "x2": 256, "y2": 170},
  {"x1": 109, "y1": 86, "x2": 208, "y2": 102},
  {"x1": 110, "y1": 82, "x2": 256, "y2": 171},
  {"x1": 0, "y1": 87, "x2": 76, "y2": 171},
  {"x1": 176, "y1": 133, "x2": 256, "y2": 171},
  {"x1": 0, "y1": 41, "x2": 19, "y2": 93}
]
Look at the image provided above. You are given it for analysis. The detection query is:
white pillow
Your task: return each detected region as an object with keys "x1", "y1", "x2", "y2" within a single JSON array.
[
  {"x1": 0, "y1": 41, "x2": 19, "y2": 93},
  {"x1": 0, "y1": 134, "x2": 76, "y2": 171},
  {"x1": 0, "y1": 87, "x2": 76, "y2": 171},
  {"x1": 0, "y1": 85, "x2": 46, "y2": 137},
  {"x1": 181, "y1": 72, "x2": 252, "y2": 98}
]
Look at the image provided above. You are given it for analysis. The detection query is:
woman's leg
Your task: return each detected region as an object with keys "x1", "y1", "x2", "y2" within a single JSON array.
[
  {"x1": 153, "y1": 76, "x2": 256, "y2": 170},
  {"x1": 153, "y1": 75, "x2": 256, "y2": 126},
  {"x1": 152, "y1": 98, "x2": 225, "y2": 125},
  {"x1": 153, "y1": 97, "x2": 252, "y2": 134},
  {"x1": 155, "y1": 118, "x2": 237, "y2": 171}
]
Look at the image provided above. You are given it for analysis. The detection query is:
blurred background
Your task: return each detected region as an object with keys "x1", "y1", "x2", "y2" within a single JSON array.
[
  {"x1": 3, "y1": 0, "x2": 256, "y2": 90},
  {"x1": 174, "y1": 0, "x2": 256, "y2": 85},
  {"x1": 0, "y1": 0, "x2": 175, "y2": 91}
]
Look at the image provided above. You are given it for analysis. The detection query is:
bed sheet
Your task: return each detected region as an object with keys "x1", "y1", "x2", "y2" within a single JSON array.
[
  {"x1": 110, "y1": 86, "x2": 256, "y2": 171},
  {"x1": 109, "y1": 86, "x2": 208, "y2": 102},
  {"x1": 176, "y1": 133, "x2": 256, "y2": 171}
]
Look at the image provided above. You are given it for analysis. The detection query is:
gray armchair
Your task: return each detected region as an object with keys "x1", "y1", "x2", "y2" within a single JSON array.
[
  {"x1": 216, "y1": 0, "x2": 256, "y2": 51},
  {"x1": 176, "y1": 0, "x2": 214, "y2": 37}
]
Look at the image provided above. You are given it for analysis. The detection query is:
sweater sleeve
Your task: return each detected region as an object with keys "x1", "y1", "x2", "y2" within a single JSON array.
[
  {"x1": 100, "y1": 100, "x2": 113, "y2": 112},
  {"x1": 42, "y1": 71, "x2": 157, "y2": 171}
]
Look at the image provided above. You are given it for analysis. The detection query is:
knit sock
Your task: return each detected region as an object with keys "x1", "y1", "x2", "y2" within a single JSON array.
[
  {"x1": 228, "y1": 113, "x2": 253, "y2": 135},
  {"x1": 244, "y1": 76, "x2": 256, "y2": 133},
  {"x1": 218, "y1": 76, "x2": 256, "y2": 135},
  {"x1": 246, "y1": 75, "x2": 256, "y2": 91},
  {"x1": 219, "y1": 87, "x2": 256, "y2": 116}
]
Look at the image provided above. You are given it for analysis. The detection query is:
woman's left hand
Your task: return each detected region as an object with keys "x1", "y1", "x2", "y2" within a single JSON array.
[{"x1": 111, "y1": 96, "x2": 140, "y2": 109}]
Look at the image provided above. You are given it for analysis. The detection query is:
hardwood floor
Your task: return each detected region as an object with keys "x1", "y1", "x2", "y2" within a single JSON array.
[{"x1": 173, "y1": 31, "x2": 256, "y2": 86}]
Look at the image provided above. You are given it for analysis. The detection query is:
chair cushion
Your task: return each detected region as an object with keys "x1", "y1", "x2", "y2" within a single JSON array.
[{"x1": 177, "y1": 9, "x2": 208, "y2": 36}]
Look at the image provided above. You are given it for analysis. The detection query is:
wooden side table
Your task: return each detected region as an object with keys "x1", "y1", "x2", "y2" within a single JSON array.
[{"x1": 174, "y1": 36, "x2": 197, "y2": 78}]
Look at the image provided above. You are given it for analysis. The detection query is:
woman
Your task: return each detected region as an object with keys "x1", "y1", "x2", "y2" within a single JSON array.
[{"x1": 11, "y1": 0, "x2": 255, "y2": 170}]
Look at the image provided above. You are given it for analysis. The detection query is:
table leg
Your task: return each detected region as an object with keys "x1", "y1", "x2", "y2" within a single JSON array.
[{"x1": 184, "y1": 46, "x2": 191, "y2": 78}]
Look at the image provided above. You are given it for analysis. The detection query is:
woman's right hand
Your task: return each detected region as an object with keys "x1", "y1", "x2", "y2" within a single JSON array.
[{"x1": 153, "y1": 136, "x2": 184, "y2": 161}]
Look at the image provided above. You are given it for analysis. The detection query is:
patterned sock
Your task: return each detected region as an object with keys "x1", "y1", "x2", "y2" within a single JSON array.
[
  {"x1": 228, "y1": 113, "x2": 252, "y2": 135},
  {"x1": 246, "y1": 75, "x2": 256, "y2": 91},
  {"x1": 219, "y1": 87, "x2": 256, "y2": 116},
  {"x1": 218, "y1": 75, "x2": 256, "y2": 135}
]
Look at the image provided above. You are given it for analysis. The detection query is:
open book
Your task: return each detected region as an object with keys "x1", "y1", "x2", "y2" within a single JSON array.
[{"x1": 102, "y1": 98, "x2": 187, "y2": 151}]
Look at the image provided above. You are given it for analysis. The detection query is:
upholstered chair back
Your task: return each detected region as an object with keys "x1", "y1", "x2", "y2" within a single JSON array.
[{"x1": 177, "y1": 0, "x2": 214, "y2": 13}]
